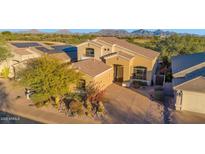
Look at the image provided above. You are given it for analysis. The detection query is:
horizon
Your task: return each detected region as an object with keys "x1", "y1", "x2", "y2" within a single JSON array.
[{"x1": 1, "y1": 29, "x2": 205, "y2": 35}]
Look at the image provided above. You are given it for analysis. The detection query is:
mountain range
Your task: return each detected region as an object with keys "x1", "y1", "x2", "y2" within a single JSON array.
[{"x1": 18, "y1": 29, "x2": 193, "y2": 37}]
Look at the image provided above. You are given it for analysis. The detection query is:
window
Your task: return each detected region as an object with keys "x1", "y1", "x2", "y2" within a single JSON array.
[
  {"x1": 78, "y1": 79, "x2": 86, "y2": 90},
  {"x1": 133, "y1": 66, "x2": 147, "y2": 80},
  {"x1": 86, "y1": 48, "x2": 95, "y2": 57}
]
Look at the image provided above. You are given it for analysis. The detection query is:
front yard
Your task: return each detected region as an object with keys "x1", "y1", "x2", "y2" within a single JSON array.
[
  {"x1": 0, "y1": 79, "x2": 100, "y2": 124},
  {"x1": 1, "y1": 78, "x2": 205, "y2": 124}
]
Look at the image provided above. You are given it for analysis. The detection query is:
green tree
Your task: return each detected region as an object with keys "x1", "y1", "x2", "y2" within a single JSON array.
[
  {"x1": 1, "y1": 31, "x2": 12, "y2": 35},
  {"x1": 142, "y1": 34, "x2": 205, "y2": 61},
  {"x1": 17, "y1": 56, "x2": 82, "y2": 110}
]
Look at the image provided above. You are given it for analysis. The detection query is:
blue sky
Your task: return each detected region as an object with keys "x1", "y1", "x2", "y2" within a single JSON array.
[{"x1": 1, "y1": 29, "x2": 205, "y2": 35}]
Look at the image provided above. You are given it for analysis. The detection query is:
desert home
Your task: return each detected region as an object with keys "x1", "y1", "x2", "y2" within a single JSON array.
[
  {"x1": 77, "y1": 37, "x2": 160, "y2": 87},
  {"x1": 0, "y1": 41, "x2": 76, "y2": 78},
  {"x1": 172, "y1": 52, "x2": 205, "y2": 114},
  {"x1": 0, "y1": 37, "x2": 160, "y2": 90}
]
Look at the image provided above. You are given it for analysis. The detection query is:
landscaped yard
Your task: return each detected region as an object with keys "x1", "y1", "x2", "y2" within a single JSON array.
[
  {"x1": 0, "y1": 79, "x2": 100, "y2": 124},
  {"x1": 1, "y1": 78, "x2": 205, "y2": 124}
]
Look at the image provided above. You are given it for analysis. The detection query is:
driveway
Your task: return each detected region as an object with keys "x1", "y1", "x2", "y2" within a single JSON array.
[{"x1": 102, "y1": 84, "x2": 164, "y2": 124}]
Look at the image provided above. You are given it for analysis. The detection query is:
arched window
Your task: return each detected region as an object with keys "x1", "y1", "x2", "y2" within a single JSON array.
[
  {"x1": 133, "y1": 66, "x2": 147, "y2": 80},
  {"x1": 86, "y1": 48, "x2": 95, "y2": 57}
]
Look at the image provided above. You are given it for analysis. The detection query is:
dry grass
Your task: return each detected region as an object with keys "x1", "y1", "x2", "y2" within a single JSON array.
[{"x1": 133, "y1": 38, "x2": 151, "y2": 44}]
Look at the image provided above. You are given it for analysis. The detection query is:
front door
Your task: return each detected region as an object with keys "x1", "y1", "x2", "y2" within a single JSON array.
[{"x1": 114, "y1": 64, "x2": 123, "y2": 82}]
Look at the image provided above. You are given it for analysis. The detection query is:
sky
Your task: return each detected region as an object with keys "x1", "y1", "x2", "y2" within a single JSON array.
[{"x1": 1, "y1": 29, "x2": 205, "y2": 35}]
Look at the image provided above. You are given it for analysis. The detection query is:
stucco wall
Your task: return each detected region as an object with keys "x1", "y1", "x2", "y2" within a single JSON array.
[
  {"x1": 94, "y1": 69, "x2": 113, "y2": 89},
  {"x1": 77, "y1": 42, "x2": 102, "y2": 60},
  {"x1": 105, "y1": 56, "x2": 131, "y2": 81},
  {"x1": 110, "y1": 45, "x2": 157, "y2": 83},
  {"x1": 77, "y1": 41, "x2": 158, "y2": 84},
  {"x1": 81, "y1": 68, "x2": 113, "y2": 90}
]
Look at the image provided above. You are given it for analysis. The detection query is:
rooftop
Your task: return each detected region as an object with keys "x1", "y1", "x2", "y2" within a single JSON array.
[
  {"x1": 10, "y1": 42, "x2": 42, "y2": 48},
  {"x1": 96, "y1": 37, "x2": 160, "y2": 59},
  {"x1": 174, "y1": 76, "x2": 205, "y2": 93},
  {"x1": 48, "y1": 52, "x2": 71, "y2": 62},
  {"x1": 72, "y1": 59, "x2": 112, "y2": 77},
  {"x1": 12, "y1": 48, "x2": 32, "y2": 56},
  {"x1": 35, "y1": 46, "x2": 58, "y2": 54},
  {"x1": 51, "y1": 45, "x2": 74, "y2": 51},
  {"x1": 171, "y1": 52, "x2": 205, "y2": 74},
  {"x1": 173, "y1": 67, "x2": 205, "y2": 87}
]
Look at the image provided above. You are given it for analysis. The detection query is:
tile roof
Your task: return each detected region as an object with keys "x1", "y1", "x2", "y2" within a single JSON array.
[
  {"x1": 171, "y1": 52, "x2": 205, "y2": 74},
  {"x1": 49, "y1": 52, "x2": 71, "y2": 62},
  {"x1": 118, "y1": 51, "x2": 135, "y2": 60},
  {"x1": 12, "y1": 49, "x2": 32, "y2": 55},
  {"x1": 35, "y1": 46, "x2": 58, "y2": 54},
  {"x1": 174, "y1": 76, "x2": 205, "y2": 93},
  {"x1": 72, "y1": 59, "x2": 112, "y2": 77},
  {"x1": 35, "y1": 46, "x2": 76, "y2": 62},
  {"x1": 101, "y1": 51, "x2": 134, "y2": 61},
  {"x1": 173, "y1": 67, "x2": 205, "y2": 86},
  {"x1": 101, "y1": 52, "x2": 118, "y2": 59},
  {"x1": 96, "y1": 37, "x2": 160, "y2": 59}
]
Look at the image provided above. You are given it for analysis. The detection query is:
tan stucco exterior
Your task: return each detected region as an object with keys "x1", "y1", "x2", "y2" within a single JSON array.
[
  {"x1": 105, "y1": 55, "x2": 131, "y2": 81},
  {"x1": 77, "y1": 38, "x2": 159, "y2": 85},
  {"x1": 77, "y1": 42, "x2": 103, "y2": 60},
  {"x1": 81, "y1": 68, "x2": 113, "y2": 90}
]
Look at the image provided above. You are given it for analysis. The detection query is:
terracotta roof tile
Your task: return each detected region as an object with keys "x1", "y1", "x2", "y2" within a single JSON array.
[
  {"x1": 73, "y1": 59, "x2": 112, "y2": 77},
  {"x1": 97, "y1": 37, "x2": 160, "y2": 59},
  {"x1": 118, "y1": 51, "x2": 135, "y2": 60},
  {"x1": 49, "y1": 53, "x2": 71, "y2": 62},
  {"x1": 12, "y1": 49, "x2": 32, "y2": 55},
  {"x1": 175, "y1": 76, "x2": 205, "y2": 93}
]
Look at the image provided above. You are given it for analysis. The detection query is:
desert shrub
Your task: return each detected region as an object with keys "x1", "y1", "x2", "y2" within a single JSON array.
[
  {"x1": 69, "y1": 100, "x2": 84, "y2": 116},
  {"x1": 1, "y1": 66, "x2": 10, "y2": 79},
  {"x1": 85, "y1": 100, "x2": 93, "y2": 117},
  {"x1": 85, "y1": 82, "x2": 105, "y2": 103},
  {"x1": 97, "y1": 101, "x2": 105, "y2": 113}
]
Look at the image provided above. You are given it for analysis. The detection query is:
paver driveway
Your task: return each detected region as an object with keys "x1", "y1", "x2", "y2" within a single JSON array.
[{"x1": 102, "y1": 84, "x2": 164, "y2": 124}]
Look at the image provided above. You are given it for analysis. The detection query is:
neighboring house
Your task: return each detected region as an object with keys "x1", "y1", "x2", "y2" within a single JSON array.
[
  {"x1": 72, "y1": 59, "x2": 113, "y2": 90},
  {"x1": 9, "y1": 41, "x2": 74, "y2": 62},
  {"x1": 32, "y1": 46, "x2": 71, "y2": 62},
  {"x1": 77, "y1": 37, "x2": 159, "y2": 85},
  {"x1": 172, "y1": 52, "x2": 205, "y2": 114},
  {"x1": 0, "y1": 42, "x2": 42, "y2": 77},
  {"x1": 51, "y1": 45, "x2": 78, "y2": 62},
  {"x1": 1, "y1": 41, "x2": 72, "y2": 78}
]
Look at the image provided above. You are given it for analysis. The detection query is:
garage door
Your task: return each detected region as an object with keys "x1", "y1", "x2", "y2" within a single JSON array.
[{"x1": 182, "y1": 90, "x2": 205, "y2": 114}]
